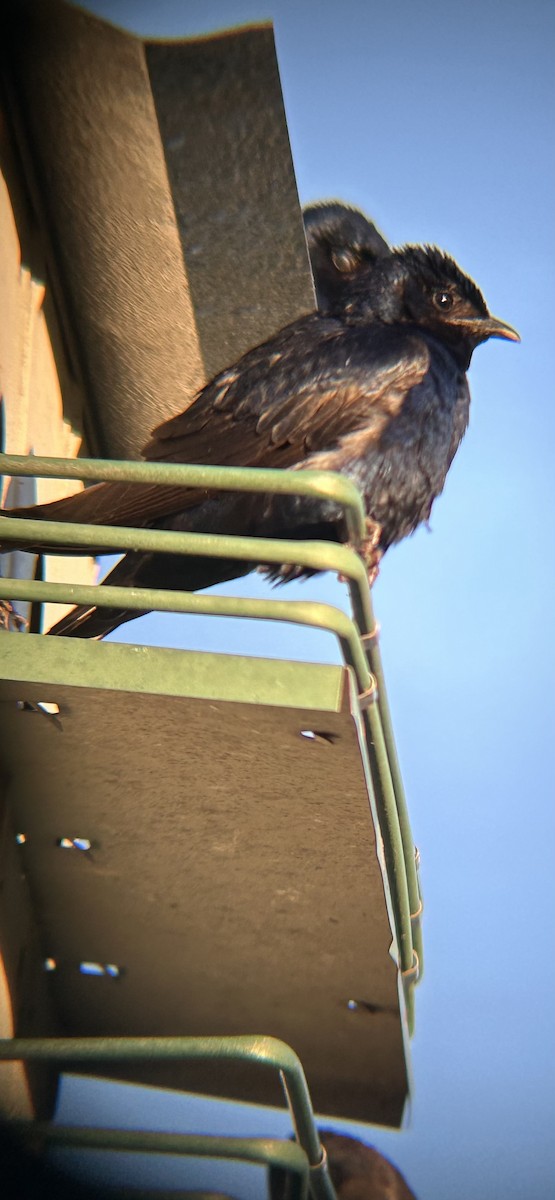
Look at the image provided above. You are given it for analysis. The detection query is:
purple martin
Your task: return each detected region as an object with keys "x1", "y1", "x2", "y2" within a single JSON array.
[
  {"x1": 304, "y1": 201, "x2": 391, "y2": 314},
  {"x1": 1, "y1": 244, "x2": 519, "y2": 638}
]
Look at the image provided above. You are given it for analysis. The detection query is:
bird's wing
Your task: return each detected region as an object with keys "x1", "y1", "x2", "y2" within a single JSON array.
[
  {"x1": 144, "y1": 319, "x2": 431, "y2": 472},
  {"x1": 1, "y1": 319, "x2": 430, "y2": 549}
]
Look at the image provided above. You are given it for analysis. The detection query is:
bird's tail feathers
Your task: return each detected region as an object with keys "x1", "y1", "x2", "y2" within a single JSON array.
[
  {"x1": 46, "y1": 603, "x2": 143, "y2": 639},
  {"x1": 0, "y1": 479, "x2": 203, "y2": 555},
  {"x1": 45, "y1": 551, "x2": 252, "y2": 639}
]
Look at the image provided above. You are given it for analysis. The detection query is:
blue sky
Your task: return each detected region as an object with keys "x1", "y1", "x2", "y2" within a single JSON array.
[{"x1": 55, "y1": 2, "x2": 555, "y2": 1197}]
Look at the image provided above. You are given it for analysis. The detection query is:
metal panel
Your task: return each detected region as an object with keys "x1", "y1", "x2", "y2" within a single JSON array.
[
  {"x1": 145, "y1": 30, "x2": 314, "y2": 377},
  {"x1": 2, "y1": 0, "x2": 314, "y2": 459},
  {"x1": 0, "y1": 639, "x2": 409, "y2": 1126},
  {"x1": 0, "y1": 632, "x2": 346, "y2": 711}
]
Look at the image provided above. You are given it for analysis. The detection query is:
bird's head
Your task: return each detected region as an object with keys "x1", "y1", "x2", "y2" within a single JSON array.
[
  {"x1": 303, "y1": 201, "x2": 391, "y2": 313},
  {"x1": 399, "y1": 245, "x2": 520, "y2": 360},
  {"x1": 348, "y1": 244, "x2": 520, "y2": 366},
  {"x1": 345, "y1": 244, "x2": 520, "y2": 367}
]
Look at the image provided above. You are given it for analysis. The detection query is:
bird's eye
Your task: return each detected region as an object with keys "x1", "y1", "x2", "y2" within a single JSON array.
[
  {"x1": 433, "y1": 290, "x2": 454, "y2": 311},
  {"x1": 331, "y1": 247, "x2": 361, "y2": 273}
]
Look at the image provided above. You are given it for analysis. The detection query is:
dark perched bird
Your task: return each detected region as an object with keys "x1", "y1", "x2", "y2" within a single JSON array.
[
  {"x1": 269, "y1": 1129, "x2": 418, "y2": 1200},
  {"x1": 304, "y1": 201, "x2": 392, "y2": 314},
  {"x1": 0, "y1": 245, "x2": 518, "y2": 638}
]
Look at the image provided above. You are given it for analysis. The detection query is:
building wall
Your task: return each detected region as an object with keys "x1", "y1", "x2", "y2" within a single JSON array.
[{"x1": 0, "y1": 165, "x2": 97, "y2": 634}]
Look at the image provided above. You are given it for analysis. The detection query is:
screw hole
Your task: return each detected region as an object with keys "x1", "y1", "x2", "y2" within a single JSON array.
[
  {"x1": 56, "y1": 837, "x2": 92, "y2": 852},
  {"x1": 16, "y1": 700, "x2": 60, "y2": 715},
  {"x1": 79, "y1": 962, "x2": 122, "y2": 979},
  {"x1": 300, "y1": 730, "x2": 338, "y2": 745},
  {"x1": 346, "y1": 997, "x2": 386, "y2": 1015}
]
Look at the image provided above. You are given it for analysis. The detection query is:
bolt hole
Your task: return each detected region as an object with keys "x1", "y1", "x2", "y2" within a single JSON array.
[
  {"x1": 346, "y1": 997, "x2": 383, "y2": 1015},
  {"x1": 56, "y1": 837, "x2": 92, "y2": 852},
  {"x1": 300, "y1": 730, "x2": 338, "y2": 745},
  {"x1": 79, "y1": 962, "x2": 122, "y2": 979},
  {"x1": 16, "y1": 700, "x2": 60, "y2": 715}
]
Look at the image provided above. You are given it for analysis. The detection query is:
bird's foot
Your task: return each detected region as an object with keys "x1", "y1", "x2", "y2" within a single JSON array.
[
  {"x1": 359, "y1": 517, "x2": 383, "y2": 586},
  {"x1": 340, "y1": 517, "x2": 383, "y2": 587},
  {"x1": 0, "y1": 599, "x2": 28, "y2": 632},
  {"x1": 363, "y1": 545, "x2": 383, "y2": 587},
  {"x1": 262, "y1": 561, "x2": 303, "y2": 586}
]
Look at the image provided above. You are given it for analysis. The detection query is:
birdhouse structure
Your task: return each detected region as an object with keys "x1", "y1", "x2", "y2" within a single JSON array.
[{"x1": 0, "y1": 1, "x2": 422, "y2": 1191}]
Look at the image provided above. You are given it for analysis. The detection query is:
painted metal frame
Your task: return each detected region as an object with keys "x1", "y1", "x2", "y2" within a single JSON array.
[{"x1": 0, "y1": 451, "x2": 423, "y2": 998}]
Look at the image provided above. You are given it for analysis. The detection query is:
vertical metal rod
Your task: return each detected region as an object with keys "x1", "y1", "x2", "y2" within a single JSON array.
[{"x1": 363, "y1": 594, "x2": 424, "y2": 983}]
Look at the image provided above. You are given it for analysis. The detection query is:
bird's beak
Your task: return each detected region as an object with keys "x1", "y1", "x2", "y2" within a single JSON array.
[
  {"x1": 480, "y1": 314, "x2": 521, "y2": 342},
  {"x1": 451, "y1": 314, "x2": 521, "y2": 343}
]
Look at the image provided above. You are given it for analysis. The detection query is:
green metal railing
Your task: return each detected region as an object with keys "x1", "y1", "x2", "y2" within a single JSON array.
[{"x1": 0, "y1": 1035, "x2": 335, "y2": 1200}]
